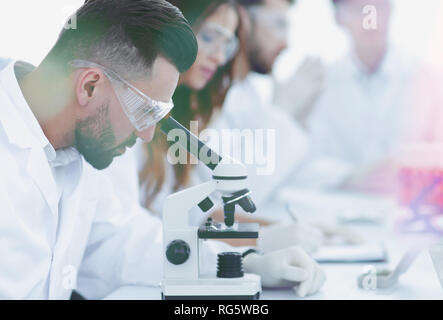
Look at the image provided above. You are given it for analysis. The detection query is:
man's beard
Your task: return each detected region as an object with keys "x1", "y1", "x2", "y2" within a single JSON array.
[
  {"x1": 247, "y1": 28, "x2": 273, "y2": 75},
  {"x1": 74, "y1": 102, "x2": 118, "y2": 170},
  {"x1": 249, "y1": 48, "x2": 272, "y2": 75},
  {"x1": 75, "y1": 124, "x2": 117, "y2": 170}
]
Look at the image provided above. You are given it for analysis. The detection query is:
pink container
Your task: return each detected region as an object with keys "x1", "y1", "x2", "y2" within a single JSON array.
[{"x1": 396, "y1": 144, "x2": 443, "y2": 234}]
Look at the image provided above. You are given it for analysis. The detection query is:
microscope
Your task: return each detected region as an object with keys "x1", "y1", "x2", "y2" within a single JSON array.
[{"x1": 159, "y1": 116, "x2": 261, "y2": 300}]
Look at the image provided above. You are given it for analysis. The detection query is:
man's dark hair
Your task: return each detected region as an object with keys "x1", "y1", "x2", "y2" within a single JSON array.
[{"x1": 47, "y1": 0, "x2": 198, "y2": 78}]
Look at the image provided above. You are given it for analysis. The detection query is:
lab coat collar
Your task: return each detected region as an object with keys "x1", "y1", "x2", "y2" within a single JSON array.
[
  {"x1": 347, "y1": 47, "x2": 397, "y2": 81},
  {"x1": 51, "y1": 147, "x2": 81, "y2": 168},
  {"x1": 0, "y1": 60, "x2": 81, "y2": 216}
]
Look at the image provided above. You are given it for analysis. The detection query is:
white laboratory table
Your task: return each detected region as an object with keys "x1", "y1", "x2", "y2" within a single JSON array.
[
  {"x1": 105, "y1": 190, "x2": 443, "y2": 300},
  {"x1": 105, "y1": 246, "x2": 443, "y2": 300}
]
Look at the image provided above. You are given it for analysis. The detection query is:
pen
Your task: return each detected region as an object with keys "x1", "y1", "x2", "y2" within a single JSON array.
[{"x1": 285, "y1": 203, "x2": 299, "y2": 223}]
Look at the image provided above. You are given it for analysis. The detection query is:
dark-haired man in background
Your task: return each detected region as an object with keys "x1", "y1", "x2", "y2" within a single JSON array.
[
  {"x1": 198, "y1": 0, "x2": 306, "y2": 210},
  {"x1": 0, "y1": 0, "x2": 197, "y2": 299}
]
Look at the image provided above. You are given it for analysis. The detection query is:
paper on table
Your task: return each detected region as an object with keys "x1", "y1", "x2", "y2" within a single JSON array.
[{"x1": 313, "y1": 244, "x2": 387, "y2": 263}]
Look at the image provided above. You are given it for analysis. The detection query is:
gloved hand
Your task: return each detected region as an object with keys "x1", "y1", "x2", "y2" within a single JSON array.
[
  {"x1": 258, "y1": 222, "x2": 324, "y2": 254},
  {"x1": 243, "y1": 246, "x2": 326, "y2": 297},
  {"x1": 273, "y1": 56, "x2": 325, "y2": 126}
]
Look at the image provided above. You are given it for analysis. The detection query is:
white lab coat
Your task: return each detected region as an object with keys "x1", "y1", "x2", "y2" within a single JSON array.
[
  {"x1": 0, "y1": 61, "x2": 166, "y2": 299},
  {"x1": 304, "y1": 49, "x2": 414, "y2": 182},
  {"x1": 194, "y1": 73, "x2": 310, "y2": 219},
  {"x1": 0, "y1": 58, "x2": 10, "y2": 71}
]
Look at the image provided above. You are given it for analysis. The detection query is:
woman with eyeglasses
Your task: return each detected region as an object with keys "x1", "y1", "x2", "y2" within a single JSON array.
[
  {"x1": 116, "y1": 0, "x2": 326, "y2": 297},
  {"x1": 139, "y1": 0, "x2": 312, "y2": 239},
  {"x1": 139, "y1": 0, "x2": 241, "y2": 216}
]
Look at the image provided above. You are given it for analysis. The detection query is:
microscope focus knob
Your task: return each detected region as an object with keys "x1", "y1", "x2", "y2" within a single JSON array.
[{"x1": 166, "y1": 240, "x2": 190, "y2": 265}]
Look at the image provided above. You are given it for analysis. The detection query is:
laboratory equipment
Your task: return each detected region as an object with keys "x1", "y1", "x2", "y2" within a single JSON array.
[
  {"x1": 158, "y1": 116, "x2": 261, "y2": 300},
  {"x1": 397, "y1": 144, "x2": 443, "y2": 235},
  {"x1": 357, "y1": 249, "x2": 420, "y2": 290}
]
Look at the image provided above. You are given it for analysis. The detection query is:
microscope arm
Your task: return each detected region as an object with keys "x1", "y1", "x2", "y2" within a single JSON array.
[
  {"x1": 159, "y1": 116, "x2": 222, "y2": 170},
  {"x1": 159, "y1": 115, "x2": 256, "y2": 226}
]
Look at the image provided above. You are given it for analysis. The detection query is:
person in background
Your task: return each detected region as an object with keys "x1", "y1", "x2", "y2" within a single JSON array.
[
  {"x1": 273, "y1": 56, "x2": 325, "y2": 129},
  {"x1": 140, "y1": 0, "x2": 333, "y2": 254},
  {"x1": 139, "y1": 0, "x2": 241, "y2": 214},
  {"x1": 191, "y1": 0, "x2": 362, "y2": 252},
  {"x1": 293, "y1": 0, "x2": 414, "y2": 193},
  {"x1": 197, "y1": 0, "x2": 308, "y2": 212},
  {"x1": 105, "y1": 0, "x2": 326, "y2": 298}
]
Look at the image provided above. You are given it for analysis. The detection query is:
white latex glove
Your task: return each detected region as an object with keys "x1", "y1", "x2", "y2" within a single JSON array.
[
  {"x1": 258, "y1": 223, "x2": 324, "y2": 254},
  {"x1": 243, "y1": 246, "x2": 326, "y2": 297},
  {"x1": 273, "y1": 57, "x2": 325, "y2": 125}
]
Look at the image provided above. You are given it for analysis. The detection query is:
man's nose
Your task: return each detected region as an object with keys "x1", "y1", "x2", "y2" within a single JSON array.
[{"x1": 136, "y1": 124, "x2": 156, "y2": 142}]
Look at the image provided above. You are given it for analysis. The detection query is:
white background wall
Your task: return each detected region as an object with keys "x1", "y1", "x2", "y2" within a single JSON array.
[
  {"x1": 275, "y1": 0, "x2": 443, "y2": 79},
  {"x1": 1, "y1": 0, "x2": 442, "y2": 74},
  {"x1": 0, "y1": 0, "x2": 84, "y2": 64}
]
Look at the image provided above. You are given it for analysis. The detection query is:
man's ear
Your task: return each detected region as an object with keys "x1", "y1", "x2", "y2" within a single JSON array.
[{"x1": 75, "y1": 68, "x2": 103, "y2": 106}]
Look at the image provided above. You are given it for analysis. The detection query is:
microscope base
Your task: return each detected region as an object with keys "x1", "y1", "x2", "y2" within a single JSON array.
[
  {"x1": 161, "y1": 273, "x2": 261, "y2": 300},
  {"x1": 161, "y1": 292, "x2": 260, "y2": 300}
]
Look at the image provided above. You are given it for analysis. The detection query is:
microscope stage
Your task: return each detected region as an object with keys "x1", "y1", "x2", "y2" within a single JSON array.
[{"x1": 198, "y1": 223, "x2": 259, "y2": 239}]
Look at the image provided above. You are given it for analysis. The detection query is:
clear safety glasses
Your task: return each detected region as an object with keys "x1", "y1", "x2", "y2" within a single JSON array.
[
  {"x1": 69, "y1": 60, "x2": 174, "y2": 132},
  {"x1": 196, "y1": 22, "x2": 239, "y2": 64},
  {"x1": 248, "y1": 7, "x2": 289, "y2": 40}
]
